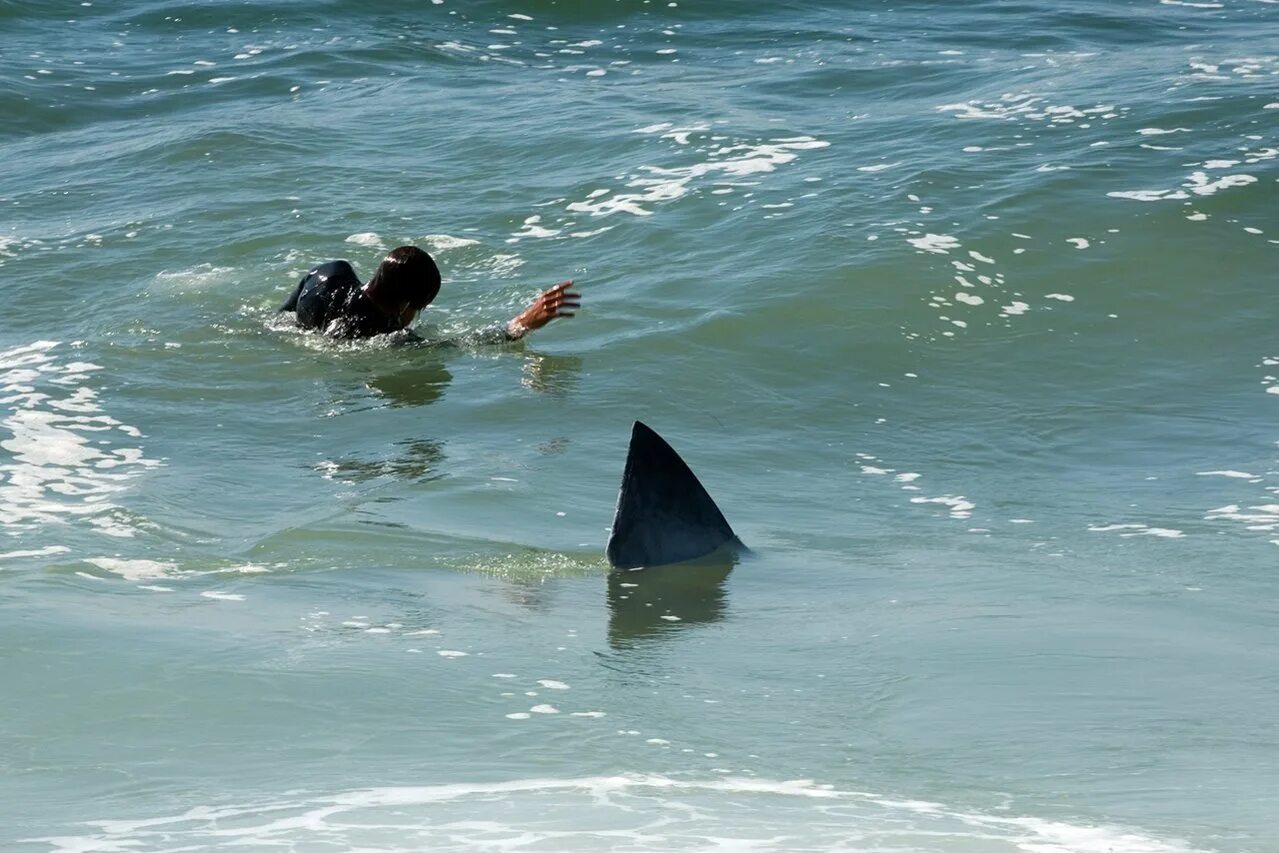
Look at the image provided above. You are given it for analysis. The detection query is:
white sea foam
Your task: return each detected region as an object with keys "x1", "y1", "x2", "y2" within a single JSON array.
[
  {"x1": 939, "y1": 94, "x2": 1123, "y2": 126},
  {"x1": 0, "y1": 545, "x2": 70, "y2": 560},
  {"x1": 1185, "y1": 172, "x2": 1257, "y2": 196},
  {"x1": 1109, "y1": 166, "x2": 1257, "y2": 203},
  {"x1": 421, "y1": 234, "x2": 480, "y2": 251},
  {"x1": 561, "y1": 127, "x2": 828, "y2": 219},
  {"x1": 28, "y1": 774, "x2": 1203, "y2": 853},
  {"x1": 1206, "y1": 503, "x2": 1279, "y2": 531},
  {"x1": 1108, "y1": 189, "x2": 1187, "y2": 202},
  {"x1": 908, "y1": 233, "x2": 960, "y2": 254},
  {"x1": 911, "y1": 495, "x2": 975, "y2": 519},
  {"x1": 510, "y1": 214, "x2": 561, "y2": 240},
  {"x1": 201, "y1": 590, "x2": 245, "y2": 601},
  {"x1": 85, "y1": 557, "x2": 178, "y2": 581},
  {"x1": 152, "y1": 264, "x2": 237, "y2": 292},
  {"x1": 1088, "y1": 523, "x2": 1185, "y2": 539}
]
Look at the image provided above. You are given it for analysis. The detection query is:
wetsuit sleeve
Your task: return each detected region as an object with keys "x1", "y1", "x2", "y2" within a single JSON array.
[
  {"x1": 279, "y1": 276, "x2": 306, "y2": 312},
  {"x1": 475, "y1": 322, "x2": 523, "y2": 344},
  {"x1": 450, "y1": 322, "x2": 523, "y2": 346},
  {"x1": 402, "y1": 322, "x2": 520, "y2": 349},
  {"x1": 291, "y1": 261, "x2": 363, "y2": 333}
]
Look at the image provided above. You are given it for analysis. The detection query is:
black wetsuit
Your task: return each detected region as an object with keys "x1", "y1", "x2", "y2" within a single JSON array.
[{"x1": 279, "y1": 261, "x2": 402, "y2": 338}]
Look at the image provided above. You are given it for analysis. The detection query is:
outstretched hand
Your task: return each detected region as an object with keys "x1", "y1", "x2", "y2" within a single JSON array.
[{"x1": 508, "y1": 280, "x2": 580, "y2": 338}]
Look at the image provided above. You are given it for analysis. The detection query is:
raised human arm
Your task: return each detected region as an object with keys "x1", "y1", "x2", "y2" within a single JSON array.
[
  {"x1": 279, "y1": 276, "x2": 306, "y2": 312},
  {"x1": 505, "y1": 280, "x2": 580, "y2": 340}
]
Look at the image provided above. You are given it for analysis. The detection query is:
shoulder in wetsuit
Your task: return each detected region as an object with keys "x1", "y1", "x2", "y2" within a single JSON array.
[{"x1": 279, "y1": 260, "x2": 403, "y2": 339}]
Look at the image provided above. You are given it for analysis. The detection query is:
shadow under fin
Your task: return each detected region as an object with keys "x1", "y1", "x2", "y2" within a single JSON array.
[{"x1": 606, "y1": 421, "x2": 741, "y2": 569}]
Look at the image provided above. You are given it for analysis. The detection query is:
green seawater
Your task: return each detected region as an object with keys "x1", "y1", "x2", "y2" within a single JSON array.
[{"x1": 2, "y1": 1, "x2": 1277, "y2": 850}]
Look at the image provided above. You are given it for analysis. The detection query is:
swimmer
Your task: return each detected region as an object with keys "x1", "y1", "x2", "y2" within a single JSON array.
[{"x1": 279, "y1": 245, "x2": 580, "y2": 340}]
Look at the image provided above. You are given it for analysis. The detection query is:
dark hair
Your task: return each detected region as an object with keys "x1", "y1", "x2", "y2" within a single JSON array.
[{"x1": 369, "y1": 245, "x2": 441, "y2": 310}]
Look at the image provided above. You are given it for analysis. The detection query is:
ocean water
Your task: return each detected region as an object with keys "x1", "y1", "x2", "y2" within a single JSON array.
[{"x1": 2, "y1": 0, "x2": 1278, "y2": 849}]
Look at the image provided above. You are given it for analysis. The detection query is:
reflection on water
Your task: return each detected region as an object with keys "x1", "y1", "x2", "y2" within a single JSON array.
[
  {"x1": 607, "y1": 548, "x2": 739, "y2": 649},
  {"x1": 318, "y1": 438, "x2": 446, "y2": 484},
  {"x1": 498, "y1": 575, "x2": 556, "y2": 612},
  {"x1": 521, "y1": 352, "x2": 582, "y2": 397},
  {"x1": 365, "y1": 360, "x2": 454, "y2": 408}
]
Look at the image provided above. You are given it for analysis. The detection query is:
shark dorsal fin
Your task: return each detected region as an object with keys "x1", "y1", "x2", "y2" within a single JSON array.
[{"x1": 605, "y1": 421, "x2": 739, "y2": 569}]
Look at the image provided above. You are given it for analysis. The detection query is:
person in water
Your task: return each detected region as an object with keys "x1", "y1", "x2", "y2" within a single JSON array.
[{"x1": 280, "y1": 245, "x2": 580, "y2": 340}]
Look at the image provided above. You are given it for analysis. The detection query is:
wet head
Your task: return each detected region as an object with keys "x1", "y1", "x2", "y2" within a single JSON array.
[{"x1": 363, "y1": 245, "x2": 442, "y2": 330}]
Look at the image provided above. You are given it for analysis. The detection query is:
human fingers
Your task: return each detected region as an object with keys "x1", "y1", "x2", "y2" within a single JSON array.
[{"x1": 545, "y1": 293, "x2": 580, "y2": 309}]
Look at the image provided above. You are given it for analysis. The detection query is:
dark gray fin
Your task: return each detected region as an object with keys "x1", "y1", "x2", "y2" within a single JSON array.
[{"x1": 605, "y1": 421, "x2": 740, "y2": 569}]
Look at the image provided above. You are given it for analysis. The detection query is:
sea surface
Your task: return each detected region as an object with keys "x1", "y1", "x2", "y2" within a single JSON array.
[{"x1": 2, "y1": 1, "x2": 1278, "y2": 850}]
